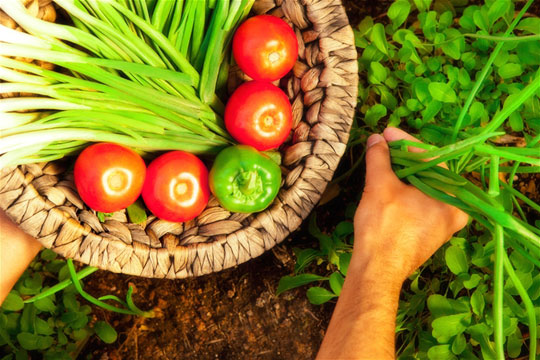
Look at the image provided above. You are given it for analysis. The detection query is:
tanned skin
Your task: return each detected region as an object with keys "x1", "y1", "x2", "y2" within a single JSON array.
[
  {"x1": 0, "y1": 211, "x2": 42, "y2": 304},
  {"x1": 316, "y1": 128, "x2": 468, "y2": 359},
  {"x1": 0, "y1": 128, "x2": 468, "y2": 359}
]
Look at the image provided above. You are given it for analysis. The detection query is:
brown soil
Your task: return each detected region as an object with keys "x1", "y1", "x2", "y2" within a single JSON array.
[{"x1": 83, "y1": 237, "x2": 334, "y2": 360}]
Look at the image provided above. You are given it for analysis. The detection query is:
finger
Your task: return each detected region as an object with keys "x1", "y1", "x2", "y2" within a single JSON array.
[
  {"x1": 365, "y1": 134, "x2": 399, "y2": 188},
  {"x1": 383, "y1": 127, "x2": 425, "y2": 153},
  {"x1": 447, "y1": 206, "x2": 469, "y2": 235}
]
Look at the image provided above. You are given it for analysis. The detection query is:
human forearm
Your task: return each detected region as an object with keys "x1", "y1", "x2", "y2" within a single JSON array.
[
  {"x1": 0, "y1": 211, "x2": 42, "y2": 304},
  {"x1": 316, "y1": 234, "x2": 403, "y2": 360}
]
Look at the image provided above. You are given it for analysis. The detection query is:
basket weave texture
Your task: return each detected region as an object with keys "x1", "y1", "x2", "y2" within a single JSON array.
[{"x1": 0, "y1": 0, "x2": 358, "y2": 278}]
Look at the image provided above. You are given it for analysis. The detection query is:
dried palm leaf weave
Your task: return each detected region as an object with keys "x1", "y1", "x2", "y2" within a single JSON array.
[{"x1": 0, "y1": 0, "x2": 358, "y2": 278}]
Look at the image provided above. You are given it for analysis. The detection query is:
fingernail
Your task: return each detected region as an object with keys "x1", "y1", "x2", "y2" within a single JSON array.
[{"x1": 366, "y1": 134, "x2": 383, "y2": 148}]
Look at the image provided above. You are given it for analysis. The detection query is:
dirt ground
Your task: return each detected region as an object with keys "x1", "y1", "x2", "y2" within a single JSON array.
[{"x1": 84, "y1": 240, "x2": 332, "y2": 360}]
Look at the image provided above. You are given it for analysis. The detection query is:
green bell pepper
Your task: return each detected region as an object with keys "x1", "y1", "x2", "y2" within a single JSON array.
[{"x1": 209, "y1": 145, "x2": 281, "y2": 213}]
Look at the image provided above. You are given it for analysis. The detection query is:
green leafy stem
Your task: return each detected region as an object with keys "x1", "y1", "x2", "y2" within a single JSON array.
[
  {"x1": 421, "y1": 33, "x2": 540, "y2": 47},
  {"x1": 24, "y1": 260, "x2": 153, "y2": 318}
]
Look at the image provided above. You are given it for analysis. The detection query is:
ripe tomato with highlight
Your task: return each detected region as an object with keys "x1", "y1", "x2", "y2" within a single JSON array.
[
  {"x1": 233, "y1": 15, "x2": 298, "y2": 81},
  {"x1": 225, "y1": 81, "x2": 292, "y2": 151},
  {"x1": 74, "y1": 143, "x2": 146, "y2": 213},
  {"x1": 142, "y1": 151, "x2": 210, "y2": 222}
]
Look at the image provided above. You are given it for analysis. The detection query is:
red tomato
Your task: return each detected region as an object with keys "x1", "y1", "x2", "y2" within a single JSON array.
[
  {"x1": 74, "y1": 143, "x2": 146, "y2": 213},
  {"x1": 233, "y1": 15, "x2": 298, "y2": 81},
  {"x1": 225, "y1": 81, "x2": 293, "y2": 151},
  {"x1": 142, "y1": 151, "x2": 209, "y2": 222}
]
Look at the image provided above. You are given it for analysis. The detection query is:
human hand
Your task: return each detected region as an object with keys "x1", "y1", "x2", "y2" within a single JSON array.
[
  {"x1": 352, "y1": 127, "x2": 468, "y2": 284},
  {"x1": 317, "y1": 128, "x2": 468, "y2": 359}
]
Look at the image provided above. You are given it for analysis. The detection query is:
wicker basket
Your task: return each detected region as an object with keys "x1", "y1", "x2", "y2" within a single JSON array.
[{"x1": 0, "y1": 0, "x2": 358, "y2": 278}]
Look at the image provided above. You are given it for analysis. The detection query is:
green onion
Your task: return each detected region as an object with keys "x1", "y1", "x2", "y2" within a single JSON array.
[
  {"x1": 488, "y1": 155, "x2": 500, "y2": 197},
  {"x1": 0, "y1": 0, "x2": 256, "y2": 167},
  {"x1": 492, "y1": 225, "x2": 505, "y2": 359}
]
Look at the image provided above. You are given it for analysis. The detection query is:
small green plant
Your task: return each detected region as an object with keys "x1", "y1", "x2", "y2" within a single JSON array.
[
  {"x1": 397, "y1": 232, "x2": 540, "y2": 359},
  {"x1": 355, "y1": 0, "x2": 540, "y2": 146},
  {"x1": 0, "y1": 249, "x2": 149, "y2": 359},
  {"x1": 277, "y1": 209, "x2": 355, "y2": 305},
  {"x1": 0, "y1": 250, "x2": 105, "y2": 359}
]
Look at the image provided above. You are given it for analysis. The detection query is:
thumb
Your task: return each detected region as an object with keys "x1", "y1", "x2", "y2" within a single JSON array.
[{"x1": 364, "y1": 134, "x2": 398, "y2": 188}]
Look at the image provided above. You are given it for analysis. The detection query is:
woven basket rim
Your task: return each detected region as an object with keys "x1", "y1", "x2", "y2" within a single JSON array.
[{"x1": 0, "y1": 0, "x2": 359, "y2": 279}]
